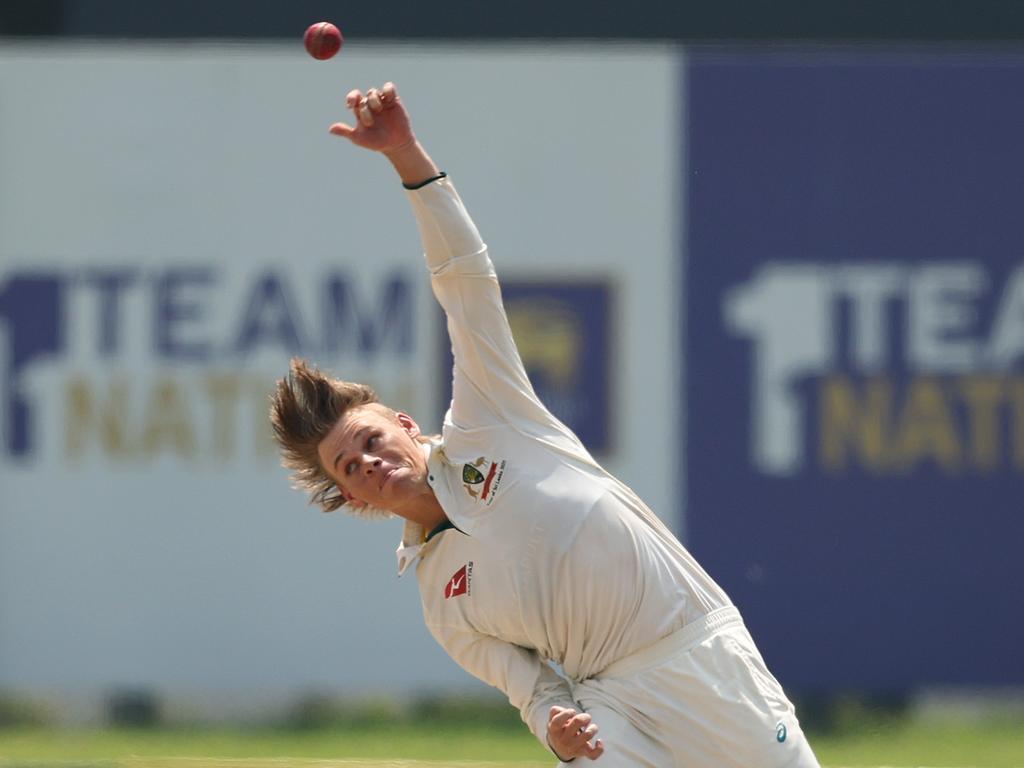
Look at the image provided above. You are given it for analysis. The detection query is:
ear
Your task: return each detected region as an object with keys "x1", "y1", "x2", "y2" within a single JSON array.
[
  {"x1": 336, "y1": 483, "x2": 367, "y2": 510},
  {"x1": 396, "y1": 412, "x2": 421, "y2": 439}
]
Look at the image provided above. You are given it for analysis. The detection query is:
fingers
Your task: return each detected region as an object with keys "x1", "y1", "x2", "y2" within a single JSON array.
[
  {"x1": 342, "y1": 88, "x2": 372, "y2": 128},
  {"x1": 345, "y1": 88, "x2": 363, "y2": 125},
  {"x1": 343, "y1": 86, "x2": 389, "y2": 130},
  {"x1": 548, "y1": 707, "x2": 602, "y2": 761},
  {"x1": 549, "y1": 705, "x2": 576, "y2": 730},
  {"x1": 358, "y1": 98, "x2": 374, "y2": 127},
  {"x1": 331, "y1": 82, "x2": 414, "y2": 151},
  {"x1": 366, "y1": 88, "x2": 383, "y2": 112},
  {"x1": 331, "y1": 88, "x2": 364, "y2": 138},
  {"x1": 329, "y1": 121, "x2": 355, "y2": 138},
  {"x1": 549, "y1": 707, "x2": 591, "y2": 736},
  {"x1": 583, "y1": 738, "x2": 605, "y2": 761},
  {"x1": 565, "y1": 712, "x2": 595, "y2": 745}
]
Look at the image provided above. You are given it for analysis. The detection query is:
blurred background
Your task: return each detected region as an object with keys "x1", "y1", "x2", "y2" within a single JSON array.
[{"x1": 1, "y1": 0, "x2": 1023, "y2": 760}]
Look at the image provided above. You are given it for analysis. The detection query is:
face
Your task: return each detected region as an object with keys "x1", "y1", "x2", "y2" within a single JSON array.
[{"x1": 317, "y1": 404, "x2": 431, "y2": 517}]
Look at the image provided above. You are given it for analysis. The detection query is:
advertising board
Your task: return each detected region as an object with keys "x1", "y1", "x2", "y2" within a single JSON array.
[
  {"x1": 686, "y1": 51, "x2": 1024, "y2": 690},
  {"x1": 0, "y1": 43, "x2": 676, "y2": 710}
]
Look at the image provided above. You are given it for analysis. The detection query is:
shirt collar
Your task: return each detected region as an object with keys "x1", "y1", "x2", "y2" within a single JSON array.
[
  {"x1": 394, "y1": 439, "x2": 443, "y2": 577},
  {"x1": 395, "y1": 521, "x2": 425, "y2": 577}
]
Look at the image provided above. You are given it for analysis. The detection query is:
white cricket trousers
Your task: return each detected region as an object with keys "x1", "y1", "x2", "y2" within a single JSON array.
[{"x1": 563, "y1": 607, "x2": 820, "y2": 768}]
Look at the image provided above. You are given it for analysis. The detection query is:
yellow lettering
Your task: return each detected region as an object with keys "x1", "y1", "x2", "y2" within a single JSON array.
[
  {"x1": 204, "y1": 374, "x2": 241, "y2": 460},
  {"x1": 1013, "y1": 380, "x2": 1024, "y2": 471},
  {"x1": 819, "y1": 375, "x2": 891, "y2": 471},
  {"x1": 140, "y1": 377, "x2": 196, "y2": 458},
  {"x1": 60, "y1": 369, "x2": 419, "y2": 465},
  {"x1": 892, "y1": 378, "x2": 960, "y2": 472},
  {"x1": 250, "y1": 378, "x2": 278, "y2": 457},
  {"x1": 959, "y1": 376, "x2": 1004, "y2": 471},
  {"x1": 65, "y1": 377, "x2": 133, "y2": 459}
]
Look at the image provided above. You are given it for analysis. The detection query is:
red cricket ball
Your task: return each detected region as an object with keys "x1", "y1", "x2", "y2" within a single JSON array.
[{"x1": 304, "y1": 22, "x2": 343, "y2": 61}]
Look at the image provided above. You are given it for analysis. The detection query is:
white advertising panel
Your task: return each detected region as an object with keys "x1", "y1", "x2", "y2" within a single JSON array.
[{"x1": 0, "y1": 41, "x2": 677, "y2": 716}]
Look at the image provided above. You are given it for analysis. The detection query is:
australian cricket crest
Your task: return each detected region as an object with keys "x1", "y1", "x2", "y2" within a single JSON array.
[{"x1": 462, "y1": 456, "x2": 506, "y2": 505}]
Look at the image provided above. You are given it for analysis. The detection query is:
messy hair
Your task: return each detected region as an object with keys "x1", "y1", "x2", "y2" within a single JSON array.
[{"x1": 270, "y1": 358, "x2": 381, "y2": 513}]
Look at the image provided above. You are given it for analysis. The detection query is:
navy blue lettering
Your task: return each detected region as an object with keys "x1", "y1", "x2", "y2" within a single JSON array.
[
  {"x1": 234, "y1": 272, "x2": 304, "y2": 354},
  {"x1": 156, "y1": 268, "x2": 215, "y2": 360},
  {"x1": 0, "y1": 273, "x2": 67, "y2": 456},
  {"x1": 84, "y1": 268, "x2": 137, "y2": 356},
  {"x1": 324, "y1": 274, "x2": 412, "y2": 356}
]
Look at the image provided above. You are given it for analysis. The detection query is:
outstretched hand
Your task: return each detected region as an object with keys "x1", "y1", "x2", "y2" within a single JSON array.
[
  {"x1": 548, "y1": 706, "x2": 605, "y2": 762},
  {"x1": 330, "y1": 82, "x2": 440, "y2": 186},
  {"x1": 330, "y1": 82, "x2": 415, "y2": 155}
]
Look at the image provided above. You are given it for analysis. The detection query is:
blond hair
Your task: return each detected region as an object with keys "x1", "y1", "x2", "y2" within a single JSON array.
[{"x1": 270, "y1": 358, "x2": 379, "y2": 513}]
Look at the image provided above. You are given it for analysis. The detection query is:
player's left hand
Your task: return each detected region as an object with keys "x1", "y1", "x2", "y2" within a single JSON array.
[
  {"x1": 547, "y1": 705, "x2": 605, "y2": 762},
  {"x1": 329, "y1": 82, "x2": 415, "y2": 155}
]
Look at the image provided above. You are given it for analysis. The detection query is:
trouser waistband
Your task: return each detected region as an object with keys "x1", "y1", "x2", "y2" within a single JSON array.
[{"x1": 595, "y1": 606, "x2": 743, "y2": 680}]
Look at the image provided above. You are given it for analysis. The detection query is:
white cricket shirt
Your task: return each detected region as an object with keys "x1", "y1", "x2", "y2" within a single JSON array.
[{"x1": 395, "y1": 177, "x2": 732, "y2": 747}]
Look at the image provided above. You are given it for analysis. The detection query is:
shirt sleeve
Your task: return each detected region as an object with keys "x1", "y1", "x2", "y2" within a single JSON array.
[
  {"x1": 404, "y1": 176, "x2": 581, "y2": 446},
  {"x1": 425, "y1": 619, "x2": 576, "y2": 750}
]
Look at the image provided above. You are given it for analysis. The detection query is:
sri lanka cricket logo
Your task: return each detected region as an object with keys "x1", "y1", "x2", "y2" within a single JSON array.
[{"x1": 462, "y1": 456, "x2": 506, "y2": 505}]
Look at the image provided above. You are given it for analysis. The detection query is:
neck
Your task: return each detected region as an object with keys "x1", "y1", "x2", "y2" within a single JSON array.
[{"x1": 394, "y1": 488, "x2": 447, "y2": 531}]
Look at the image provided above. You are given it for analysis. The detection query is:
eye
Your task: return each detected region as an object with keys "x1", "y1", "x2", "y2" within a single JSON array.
[
  {"x1": 366, "y1": 433, "x2": 379, "y2": 450},
  {"x1": 345, "y1": 460, "x2": 357, "y2": 475}
]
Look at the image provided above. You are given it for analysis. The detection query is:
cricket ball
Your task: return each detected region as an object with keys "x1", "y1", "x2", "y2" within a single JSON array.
[{"x1": 304, "y1": 22, "x2": 343, "y2": 60}]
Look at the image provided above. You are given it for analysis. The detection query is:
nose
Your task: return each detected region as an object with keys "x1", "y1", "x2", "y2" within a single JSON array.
[{"x1": 362, "y1": 456, "x2": 382, "y2": 475}]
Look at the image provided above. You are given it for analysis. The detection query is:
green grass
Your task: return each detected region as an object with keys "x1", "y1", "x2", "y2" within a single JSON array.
[
  {"x1": 0, "y1": 719, "x2": 1022, "y2": 767},
  {"x1": 811, "y1": 718, "x2": 1024, "y2": 767},
  {"x1": 0, "y1": 724, "x2": 551, "y2": 764}
]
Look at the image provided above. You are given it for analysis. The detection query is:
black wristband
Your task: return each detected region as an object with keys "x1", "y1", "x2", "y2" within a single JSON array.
[
  {"x1": 547, "y1": 737, "x2": 575, "y2": 763},
  {"x1": 402, "y1": 171, "x2": 447, "y2": 190}
]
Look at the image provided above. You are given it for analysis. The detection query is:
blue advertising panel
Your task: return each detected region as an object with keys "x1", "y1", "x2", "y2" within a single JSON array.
[
  {"x1": 440, "y1": 281, "x2": 613, "y2": 454},
  {"x1": 686, "y1": 52, "x2": 1024, "y2": 691}
]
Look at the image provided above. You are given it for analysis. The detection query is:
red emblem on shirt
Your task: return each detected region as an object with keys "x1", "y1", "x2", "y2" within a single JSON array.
[{"x1": 444, "y1": 563, "x2": 471, "y2": 599}]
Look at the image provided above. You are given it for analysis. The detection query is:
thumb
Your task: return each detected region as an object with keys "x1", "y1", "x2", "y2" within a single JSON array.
[{"x1": 329, "y1": 122, "x2": 356, "y2": 139}]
